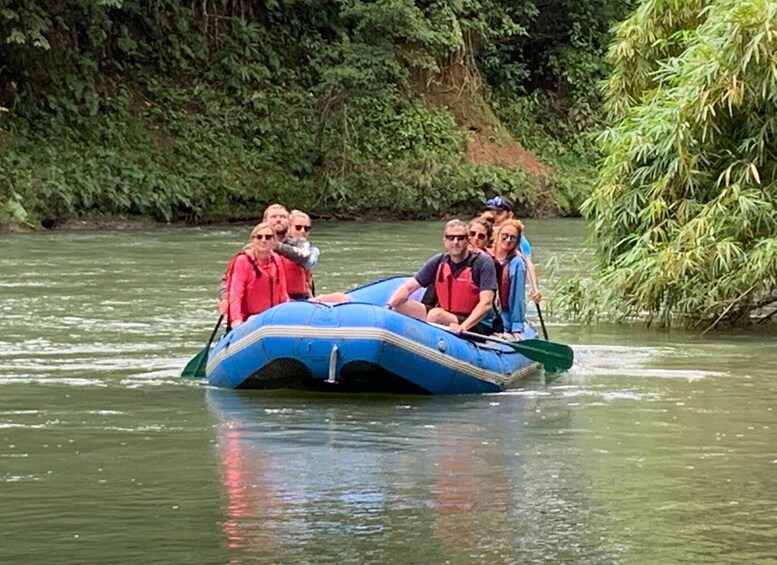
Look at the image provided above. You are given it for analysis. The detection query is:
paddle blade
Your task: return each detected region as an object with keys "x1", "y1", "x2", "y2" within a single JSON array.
[
  {"x1": 511, "y1": 339, "x2": 574, "y2": 373},
  {"x1": 181, "y1": 315, "x2": 224, "y2": 379},
  {"x1": 181, "y1": 346, "x2": 209, "y2": 379}
]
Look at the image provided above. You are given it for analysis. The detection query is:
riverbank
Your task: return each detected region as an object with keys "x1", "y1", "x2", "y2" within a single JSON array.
[{"x1": 1, "y1": 111, "x2": 585, "y2": 233}]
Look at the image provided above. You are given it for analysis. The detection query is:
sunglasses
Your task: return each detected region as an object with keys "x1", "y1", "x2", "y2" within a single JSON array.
[
  {"x1": 294, "y1": 225, "x2": 311, "y2": 232},
  {"x1": 253, "y1": 234, "x2": 274, "y2": 241},
  {"x1": 469, "y1": 231, "x2": 487, "y2": 240},
  {"x1": 444, "y1": 234, "x2": 468, "y2": 242},
  {"x1": 500, "y1": 233, "x2": 519, "y2": 243}
]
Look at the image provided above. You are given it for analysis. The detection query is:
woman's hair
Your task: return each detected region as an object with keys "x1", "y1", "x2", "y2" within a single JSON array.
[
  {"x1": 493, "y1": 219, "x2": 524, "y2": 251},
  {"x1": 249, "y1": 222, "x2": 273, "y2": 240},
  {"x1": 289, "y1": 209, "x2": 310, "y2": 224},
  {"x1": 468, "y1": 216, "x2": 493, "y2": 239}
]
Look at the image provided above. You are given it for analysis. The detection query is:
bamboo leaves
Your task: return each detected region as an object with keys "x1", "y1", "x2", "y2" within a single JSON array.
[{"x1": 578, "y1": 0, "x2": 777, "y2": 327}]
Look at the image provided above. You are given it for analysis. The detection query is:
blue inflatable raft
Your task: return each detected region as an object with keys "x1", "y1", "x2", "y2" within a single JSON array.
[{"x1": 205, "y1": 276, "x2": 541, "y2": 395}]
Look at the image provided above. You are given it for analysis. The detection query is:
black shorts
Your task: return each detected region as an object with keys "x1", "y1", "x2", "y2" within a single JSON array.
[
  {"x1": 424, "y1": 304, "x2": 491, "y2": 335},
  {"x1": 454, "y1": 314, "x2": 491, "y2": 336}
]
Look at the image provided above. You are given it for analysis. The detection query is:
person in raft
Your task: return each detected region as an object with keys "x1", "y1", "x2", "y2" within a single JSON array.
[
  {"x1": 490, "y1": 219, "x2": 539, "y2": 340},
  {"x1": 482, "y1": 195, "x2": 541, "y2": 304},
  {"x1": 226, "y1": 222, "x2": 289, "y2": 329},
  {"x1": 275, "y1": 209, "x2": 320, "y2": 300},
  {"x1": 467, "y1": 216, "x2": 493, "y2": 253},
  {"x1": 482, "y1": 196, "x2": 532, "y2": 256},
  {"x1": 384, "y1": 219, "x2": 498, "y2": 335}
]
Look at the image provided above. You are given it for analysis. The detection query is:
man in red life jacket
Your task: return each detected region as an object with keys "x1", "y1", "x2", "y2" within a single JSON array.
[{"x1": 384, "y1": 219, "x2": 498, "y2": 335}]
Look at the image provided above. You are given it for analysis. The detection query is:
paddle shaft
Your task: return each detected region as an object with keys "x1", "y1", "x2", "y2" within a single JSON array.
[
  {"x1": 535, "y1": 303, "x2": 549, "y2": 340},
  {"x1": 457, "y1": 329, "x2": 573, "y2": 373},
  {"x1": 192, "y1": 314, "x2": 224, "y2": 378},
  {"x1": 461, "y1": 330, "x2": 522, "y2": 349}
]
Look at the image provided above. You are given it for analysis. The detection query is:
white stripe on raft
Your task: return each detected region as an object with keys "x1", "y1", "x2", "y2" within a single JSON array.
[{"x1": 206, "y1": 325, "x2": 540, "y2": 386}]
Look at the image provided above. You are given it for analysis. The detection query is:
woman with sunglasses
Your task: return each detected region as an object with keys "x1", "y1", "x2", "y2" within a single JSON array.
[
  {"x1": 226, "y1": 222, "x2": 289, "y2": 328},
  {"x1": 491, "y1": 220, "x2": 540, "y2": 340},
  {"x1": 275, "y1": 210, "x2": 320, "y2": 300},
  {"x1": 468, "y1": 217, "x2": 493, "y2": 252}
]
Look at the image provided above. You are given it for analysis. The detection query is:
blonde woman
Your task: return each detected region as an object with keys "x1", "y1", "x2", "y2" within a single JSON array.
[
  {"x1": 275, "y1": 209, "x2": 320, "y2": 299},
  {"x1": 225, "y1": 223, "x2": 290, "y2": 328},
  {"x1": 491, "y1": 220, "x2": 540, "y2": 340}
]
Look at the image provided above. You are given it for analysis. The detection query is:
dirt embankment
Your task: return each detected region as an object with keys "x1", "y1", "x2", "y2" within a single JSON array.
[
  {"x1": 410, "y1": 49, "x2": 552, "y2": 180},
  {"x1": 466, "y1": 132, "x2": 550, "y2": 176}
]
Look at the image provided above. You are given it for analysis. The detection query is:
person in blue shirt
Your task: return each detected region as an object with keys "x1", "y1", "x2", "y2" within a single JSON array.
[
  {"x1": 483, "y1": 195, "x2": 533, "y2": 258},
  {"x1": 483, "y1": 195, "x2": 541, "y2": 305},
  {"x1": 490, "y1": 219, "x2": 541, "y2": 340}
]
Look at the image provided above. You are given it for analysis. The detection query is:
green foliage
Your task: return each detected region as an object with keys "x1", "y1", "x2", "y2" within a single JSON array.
[
  {"x1": 0, "y1": 0, "x2": 635, "y2": 228},
  {"x1": 571, "y1": 0, "x2": 777, "y2": 327}
]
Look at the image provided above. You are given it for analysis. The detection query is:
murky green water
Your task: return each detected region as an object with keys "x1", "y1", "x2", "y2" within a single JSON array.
[{"x1": 2, "y1": 220, "x2": 776, "y2": 564}]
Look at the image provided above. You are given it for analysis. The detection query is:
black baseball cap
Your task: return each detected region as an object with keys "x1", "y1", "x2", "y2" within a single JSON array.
[{"x1": 483, "y1": 196, "x2": 514, "y2": 212}]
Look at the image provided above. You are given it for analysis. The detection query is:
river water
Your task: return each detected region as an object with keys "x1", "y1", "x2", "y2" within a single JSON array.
[{"x1": 1, "y1": 220, "x2": 775, "y2": 564}]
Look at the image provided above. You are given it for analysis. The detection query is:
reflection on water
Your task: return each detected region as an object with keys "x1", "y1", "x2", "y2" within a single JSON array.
[
  {"x1": 1, "y1": 221, "x2": 777, "y2": 563},
  {"x1": 205, "y1": 389, "x2": 635, "y2": 562}
]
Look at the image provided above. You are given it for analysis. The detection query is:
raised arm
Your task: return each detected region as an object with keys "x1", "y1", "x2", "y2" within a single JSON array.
[{"x1": 274, "y1": 238, "x2": 310, "y2": 266}]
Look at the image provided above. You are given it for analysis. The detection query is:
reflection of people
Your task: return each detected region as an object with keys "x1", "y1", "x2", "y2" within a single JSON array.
[
  {"x1": 430, "y1": 424, "x2": 485, "y2": 550},
  {"x1": 218, "y1": 420, "x2": 283, "y2": 552},
  {"x1": 384, "y1": 219, "x2": 497, "y2": 335},
  {"x1": 275, "y1": 210, "x2": 320, "y2": 300},
  {"x1": 226, "y1": 223, "x2": 289, "y2": 328},
  {"x1": 207, "y1": 390, "x2": 524, "y2": 561},
  {"x1": 429, "y1": 415, "x2": 515, "y2": 554}
]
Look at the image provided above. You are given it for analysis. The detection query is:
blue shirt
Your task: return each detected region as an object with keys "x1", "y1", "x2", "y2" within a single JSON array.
[{"x1": 500, "y1": 255, "x2": 528, "y2": 333}]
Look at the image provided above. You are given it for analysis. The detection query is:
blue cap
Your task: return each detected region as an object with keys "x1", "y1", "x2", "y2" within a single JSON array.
[{"x1": 483, "y1": 196, "x2": 514, "y2": 211}]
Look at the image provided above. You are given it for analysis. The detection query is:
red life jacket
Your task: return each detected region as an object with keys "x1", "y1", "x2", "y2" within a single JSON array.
[
  {"x1": 225, "y1": 251, "x2": 284, "y2": 322},
  {"x1": 434, "y1": 254, "x2": 481, "y2": 316},
  {"x1": 278, "y1": 254, "x2": 312, "y2": 299},
  {"x1": 495, "y1": 253, "x2": 526, "y2": 311},
  {"x1": 496, "y1": 258, "x2": 511, "y2": 310}
]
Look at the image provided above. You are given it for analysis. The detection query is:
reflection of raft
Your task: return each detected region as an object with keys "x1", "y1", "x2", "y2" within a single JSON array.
[{"x1": 206, "y1": 276, "x2": 541, "y2": 395}]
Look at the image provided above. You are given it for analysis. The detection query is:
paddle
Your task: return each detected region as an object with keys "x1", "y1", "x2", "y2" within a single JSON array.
[
  {"x1": 535, "y1": 303, "x2": 549, "y2": 340},
  {"x1": 459, "y1": 330, "x2": 573, "y2": 374},
  {"x1": 181, "y1": 314, "x2": 224, "y2": 379}
]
